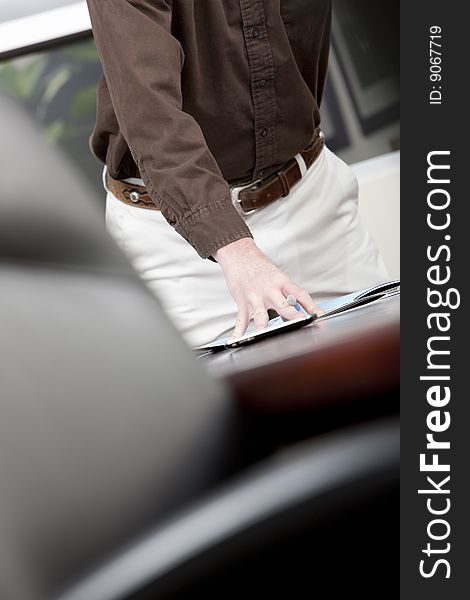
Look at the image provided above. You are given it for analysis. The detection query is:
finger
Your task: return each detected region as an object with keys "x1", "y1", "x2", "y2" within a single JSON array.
[
  {"x1": 251, "y1": 307, "x2": 270, "y2": 331},
  {"x1": 287, "y1": 286, "x2": 324, "y2": 316},
  {"x1": 229, "y1": 307, "x2": 249, "y2": 340}
]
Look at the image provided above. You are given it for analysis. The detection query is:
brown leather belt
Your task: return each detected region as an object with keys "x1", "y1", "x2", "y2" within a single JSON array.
[{"x1": 106, "y1": 130, "x2": 325, "y2": 215}]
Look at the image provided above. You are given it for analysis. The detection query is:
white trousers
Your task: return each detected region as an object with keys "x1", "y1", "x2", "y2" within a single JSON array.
[{"x1": 103, "y1": 146, "x2": 389, "y2": 347}]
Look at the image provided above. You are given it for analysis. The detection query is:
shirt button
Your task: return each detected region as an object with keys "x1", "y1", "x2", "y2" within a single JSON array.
[
  {"x1": 261, "y1": 128, "x2": 268, "y2": 137},
  {"x1": 252, "y1": 27, "x2": 259, "y2": 38},
  {"x1": 258, "y1": 79, "x2": 267, "y2": 88}
]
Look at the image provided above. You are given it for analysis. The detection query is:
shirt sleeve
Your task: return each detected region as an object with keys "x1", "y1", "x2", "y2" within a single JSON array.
[{"x1": 86, "y1": 0, "x2": 252, "y2": 259}]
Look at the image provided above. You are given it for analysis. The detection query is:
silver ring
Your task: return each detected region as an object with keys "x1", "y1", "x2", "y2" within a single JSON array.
[{"x1": 286, "y1": 294, "x2": 297, "y2": 306}]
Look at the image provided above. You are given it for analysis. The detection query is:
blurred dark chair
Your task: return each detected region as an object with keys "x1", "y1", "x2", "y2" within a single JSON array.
[
  {"x1": 0, "y1": 92, "x2": 239, "y2": 598},
  {"x1": 0, "y1": 93, "x2": 398, "y2": 600},
  {"x1": 58, "y1": 420, "x2": 399, "y2": 600}
]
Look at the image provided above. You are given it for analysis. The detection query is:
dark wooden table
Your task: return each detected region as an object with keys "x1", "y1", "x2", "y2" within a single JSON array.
[{"x1": 202, "y1": 295, "x2": 399, "y2": 432}]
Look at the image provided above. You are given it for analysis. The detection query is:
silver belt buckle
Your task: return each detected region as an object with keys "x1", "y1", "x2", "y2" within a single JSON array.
[{"x1": 230, "y1": 179, "x2": 262, "y2": 217}]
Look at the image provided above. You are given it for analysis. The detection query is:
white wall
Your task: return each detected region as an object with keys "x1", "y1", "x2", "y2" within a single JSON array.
[{"x1": 351, "y1": 151, "x2": 400, "y2": 279}]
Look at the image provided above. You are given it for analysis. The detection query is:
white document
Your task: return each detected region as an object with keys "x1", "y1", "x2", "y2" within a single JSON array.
[{"x1": 194, "y1": 280, "x2": 400, "y2": 352}]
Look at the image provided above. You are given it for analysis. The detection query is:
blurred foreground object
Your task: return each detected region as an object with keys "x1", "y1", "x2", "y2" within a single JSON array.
[
  {"x1": 0, "y1": 93, "x2": 398, "y2": 599},
  {"x1": 0, "y1": 92, "x2": 236, "y2": 597}
]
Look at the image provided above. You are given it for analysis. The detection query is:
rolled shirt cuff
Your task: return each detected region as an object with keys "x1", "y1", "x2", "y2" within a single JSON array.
[{"x1": 174, "y1": 197, "x2": 253, "y2": 259}]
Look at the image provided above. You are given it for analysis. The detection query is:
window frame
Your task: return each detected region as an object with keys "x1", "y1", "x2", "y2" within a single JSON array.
[{"x1": 0, "y1": 1, "x2": 91, "y2": 61}]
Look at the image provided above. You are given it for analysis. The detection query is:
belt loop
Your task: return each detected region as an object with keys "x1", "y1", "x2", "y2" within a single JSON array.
[
  {"x1": 102, "y1": 164, "x2": 110, "y2": 193},
  {"x1": 276, "y1": 169, "x2": 290, "y2": 197},
  {"x1": 294, "y1": 153, "x2": 308, "y2": 177}
]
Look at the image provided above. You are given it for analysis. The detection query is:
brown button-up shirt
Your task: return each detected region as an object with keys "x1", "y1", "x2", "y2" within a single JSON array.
[{"x1": 86, "y1": 0, "x2": 331, "y2": 258}]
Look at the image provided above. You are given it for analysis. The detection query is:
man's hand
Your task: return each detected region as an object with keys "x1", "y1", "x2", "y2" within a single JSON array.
[{"x1": 213, "y1": 238, "x2": 321, "y2": 339}]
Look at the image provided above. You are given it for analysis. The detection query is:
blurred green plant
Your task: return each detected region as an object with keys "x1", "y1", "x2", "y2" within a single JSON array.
[
  {"x1": 70, "y1": 84, "x2": 99, "y2": 119},
  {"x1": 0, "y1": 39, "x2": 100, "y2": 144},
  {"x1": 0, "y1": 56, "x2": 47, "y2": 99}
]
